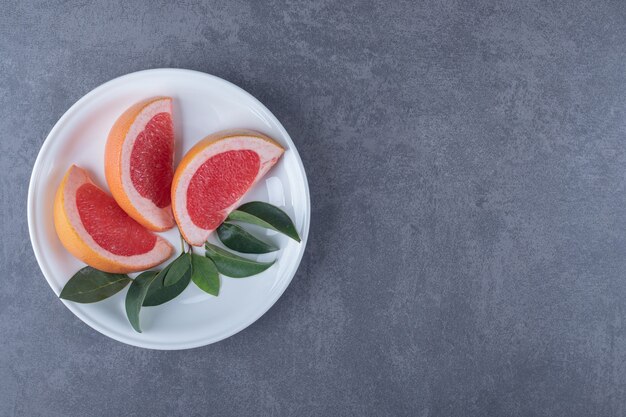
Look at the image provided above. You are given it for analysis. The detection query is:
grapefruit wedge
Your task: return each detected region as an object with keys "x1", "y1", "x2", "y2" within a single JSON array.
[
  {"x1": 172, "y1": 129, "x2": 284, "y2": 246},
  {"x1": 54, "y1": 165, "x2": 174, "y2": 273},
  {"x1": 105, "y1": 97, "x2": 176, "y2": 231}
]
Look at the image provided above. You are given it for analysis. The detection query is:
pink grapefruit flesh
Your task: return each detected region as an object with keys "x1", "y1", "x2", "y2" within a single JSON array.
[
  {"x1": 76, "y1": 183, "x2": 157, "y2": 256},
  {"x1": 186, "y1": 150, "x2": 261, "y2": 230},
  {"x1": 130, "y1": 112, "x2": 174, "y2": 209}
]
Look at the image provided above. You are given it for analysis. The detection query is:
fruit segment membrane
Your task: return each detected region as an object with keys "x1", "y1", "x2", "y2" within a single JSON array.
[
  {"x1": 186, "y1": 150, "x2": 260, "y2": 230},
  {"x1": 76, "y1": 183, "x2": 157, "y2": 256},
  {"x1": 130, "y1": 112, "x2": 174, "y2": 208}
]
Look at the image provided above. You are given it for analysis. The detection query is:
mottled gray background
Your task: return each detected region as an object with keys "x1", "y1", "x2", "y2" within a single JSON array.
[{"x1": 2, "y1": 0, "x2": 626, "y2": 416}]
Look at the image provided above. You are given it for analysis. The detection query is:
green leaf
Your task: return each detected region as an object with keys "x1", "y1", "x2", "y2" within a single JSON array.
[
  {"x1": 228, "y1": 201, "x2": 300, "y2": 242},
  {"x1": 191, "y1": 254, "x2": 220, "y2": 296},
  {"x1": 217, "y1": 223, "x2": 278, "y2": 254},
  {"x1": 205, "y1": 243, "x2": 275, "y2": 278},
  {"x1": 143, "y1": 266, "x2": 192, "y2": 307},
  {"x1": 163, "y1": 252, "x2": 191, "y2": 286},
  {"x1": 60, "y1": 267, "x2": 131, "y2": 303},
  {"x1": 125, "y1": 271, "x2": 160, "y2": 333}
]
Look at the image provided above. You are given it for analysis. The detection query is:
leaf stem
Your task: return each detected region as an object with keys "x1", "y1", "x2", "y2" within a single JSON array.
[{"x1": 179, "y1": 233, "x2": 185, "y2": 253}]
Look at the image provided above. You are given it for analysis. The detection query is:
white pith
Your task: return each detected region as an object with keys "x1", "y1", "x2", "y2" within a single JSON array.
[
  {"x1": 121, "y1": 98, "x2": 174, "y2": 228},
  {"x1": 64, "y1": 166, "x2": 172, "y2": 267},
  {"x1": 173, "y1": 136, "x2": 283, "y2": 246}
]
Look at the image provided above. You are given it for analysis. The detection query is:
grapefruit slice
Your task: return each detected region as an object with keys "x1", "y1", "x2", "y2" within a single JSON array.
[
  {"x1": 105, "y1": 97, "x2": 176, "y2": 231},
  {"x1": 172, "y1": 129, "x2": 284, "y2": 246},
  {"x1": 54, "y1": 165, "x2": 174, "y2": 273}
]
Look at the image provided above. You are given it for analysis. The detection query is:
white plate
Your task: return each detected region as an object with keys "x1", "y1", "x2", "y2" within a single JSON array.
[{"x1": 27, "y1": 69, "x2": 310, "y2": 350}]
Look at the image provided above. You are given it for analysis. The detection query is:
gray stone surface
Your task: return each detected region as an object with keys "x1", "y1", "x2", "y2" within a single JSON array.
[{"x1": 2, "y1": 0, "x2": 626, "y2": 415}]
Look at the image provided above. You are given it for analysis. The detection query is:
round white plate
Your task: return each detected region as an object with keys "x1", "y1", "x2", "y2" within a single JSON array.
[{"x1": 28, "y1": 69, "x2": 310, "y2": 350}]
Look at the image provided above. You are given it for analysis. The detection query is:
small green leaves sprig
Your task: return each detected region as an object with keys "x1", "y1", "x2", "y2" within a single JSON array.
[{"x1": 59, "y1": 202, "x2": 300, "y2": 333}]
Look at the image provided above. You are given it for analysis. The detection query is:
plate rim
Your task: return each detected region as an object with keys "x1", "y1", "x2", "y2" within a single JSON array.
[{"x1": 27, "y1": 68, "x2": 311, "y2": 350}]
